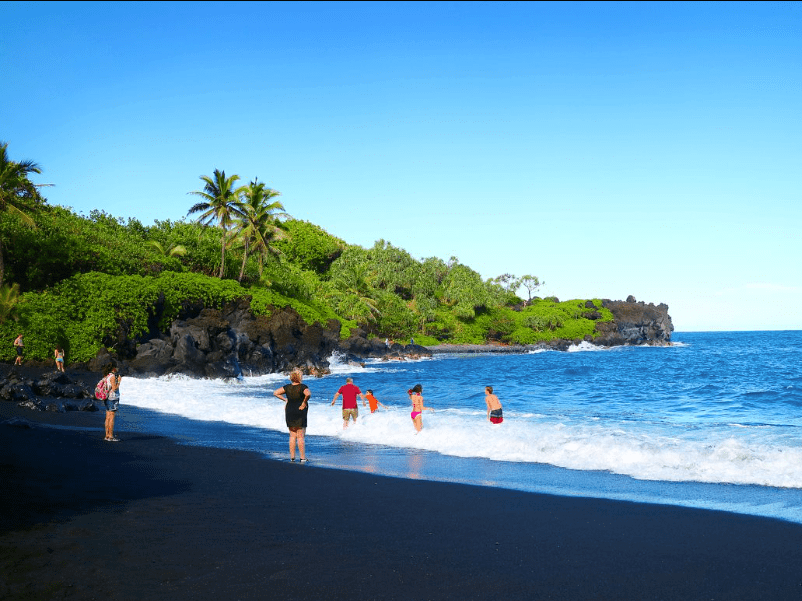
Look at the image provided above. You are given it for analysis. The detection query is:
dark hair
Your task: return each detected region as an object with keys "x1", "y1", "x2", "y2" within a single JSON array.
[
  {"x1": 486, "y1": 386, "x2": 493, "y2": 393},
  {"x1": 411, "y1": 384, "x2": 422, "y2": 394},
  {"x1": 366, "y1": 389, "x2": 373, "y2": 394}
]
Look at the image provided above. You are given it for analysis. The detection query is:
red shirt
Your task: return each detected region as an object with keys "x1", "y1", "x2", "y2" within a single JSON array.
[{"x1": 337, "y1": 383, "x2": 361, "y2": 409}]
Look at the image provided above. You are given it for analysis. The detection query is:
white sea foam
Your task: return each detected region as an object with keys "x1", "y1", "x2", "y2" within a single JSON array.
[
  {"x1": 120, "y1": 373, "x2": 802, "y2": 489},
  {"x1": 567, "y1": 341, "x2": 610, "y2": 352},
  {"x1": 329, "y1": 351, "x2": 433, "y2": 372}
]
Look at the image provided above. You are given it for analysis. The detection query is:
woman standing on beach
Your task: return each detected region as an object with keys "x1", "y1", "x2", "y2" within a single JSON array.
[
  {"x1": 408, "y1": 384, "x2": 434, "y2": 433},
  {"x1": 273, "y1": 371, "x2": 310, "y2": 462},
  {"x1": 102, "y1": 366, "x2": 122, "y2": 442}
]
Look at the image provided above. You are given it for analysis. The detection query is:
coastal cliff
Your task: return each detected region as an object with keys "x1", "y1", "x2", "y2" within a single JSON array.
[
  {"x1": 594, "y1": 296, "x2": 674, "y2": 346},
  {"x1": 429, "y1": 297, "x2": 673, "y2": 353},
  {"x1": 0, "y1": 295, "x2": 672, "y2": 410}
]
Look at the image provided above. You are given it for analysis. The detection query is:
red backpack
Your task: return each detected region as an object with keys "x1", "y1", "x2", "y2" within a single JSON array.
[{"x1": 94, "y1": 377, "x2": 109, "y2": 400}]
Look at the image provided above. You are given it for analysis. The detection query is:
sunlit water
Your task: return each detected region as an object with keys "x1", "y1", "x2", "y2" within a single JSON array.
[{"x1": 117, "y1": 331, "x2": 802, "y2": 523}]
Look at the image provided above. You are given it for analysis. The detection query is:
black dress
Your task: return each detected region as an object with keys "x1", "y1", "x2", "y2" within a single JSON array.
[{"x1": 284, "y1": 383, "x2": 309, "y2": 429}]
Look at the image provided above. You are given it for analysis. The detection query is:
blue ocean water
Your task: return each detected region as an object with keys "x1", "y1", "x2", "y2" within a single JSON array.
[{"x1": 120, "y1": 331, "x2": 802, "y2": 523}]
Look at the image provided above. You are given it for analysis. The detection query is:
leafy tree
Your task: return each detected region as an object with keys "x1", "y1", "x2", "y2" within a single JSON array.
[
  {"x1": 326, "y1": 247, "x2": 382, "y2": 322},
  {"x1": 261, "y1": 258, "x2": 320, "y2": 301},
  {"x1": 372, "y1": 290, "x2": 417, "y2": 337},
  {"x1": 187, "y1": 169, "x2": 246, "y2": 278},
  {"x1": 413, "y1": 256, "x2": 448, "y2": 319},
  {"x1": 440, "y1": 259, "x2": 491, "y2": 319},
  {"x1": 365, "y1": 240, "x2": 419, "y2": 298},
  {"x1": 491, "y1": 273, "x2": 516, "y2": 291},
  {"x1": 0, "y1": 204, "x2": 169, "y2": 290},
  {"x1": 517, "y1": 274, "x2": 544, "y2": 301},
  {"x1": 275, "y1": 219, "x2": 345, "y2": 274},
  {"x1": 0, "y1": 141, "x2": 45, "y2": 287},
  {"x1": 148, "y1": 219, "x2": 223, "y2": 276}
]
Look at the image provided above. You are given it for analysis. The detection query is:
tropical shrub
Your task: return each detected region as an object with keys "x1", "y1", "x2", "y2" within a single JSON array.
[
  {"x1": 0, "y1": 270, "x2": 350, "y2": 363},
  {"x1": 275, "y1": 219, "x2": 345, "y2": 274}
]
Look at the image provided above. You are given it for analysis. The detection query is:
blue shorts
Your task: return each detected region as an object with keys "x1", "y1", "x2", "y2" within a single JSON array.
[{"x1": 104, "y1": 399, "x2": 119, "y2": 412}]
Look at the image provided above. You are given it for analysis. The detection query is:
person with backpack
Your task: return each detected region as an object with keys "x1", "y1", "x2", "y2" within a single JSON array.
[{"x1": 96, "y1": 366, "x2": 122, "y2": 441}]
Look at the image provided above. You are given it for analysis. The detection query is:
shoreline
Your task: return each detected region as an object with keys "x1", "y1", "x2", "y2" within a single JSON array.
[
  {"x1": 425, "y1": 343, "x2": 539, "y2": 353},
  {"x1": 3, "y1": 402, "x2": 802, "y2": 600}
]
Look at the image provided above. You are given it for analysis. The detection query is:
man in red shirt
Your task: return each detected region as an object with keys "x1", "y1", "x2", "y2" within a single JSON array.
[{"x1": 331, "y1": 377, "x2": 366, "y2": 429}]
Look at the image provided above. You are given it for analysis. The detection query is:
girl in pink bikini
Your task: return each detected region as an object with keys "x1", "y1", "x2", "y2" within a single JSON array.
[{"x1": 408, "y1": 384, "x2": 434, "y2": 433}]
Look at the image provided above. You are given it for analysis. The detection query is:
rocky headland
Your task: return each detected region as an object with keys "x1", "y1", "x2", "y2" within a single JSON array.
[
  {"x1": 429, "y1": 296, "x2": 673, "y2": 353},
  {"x1": 1, "y1": 296, "x2": 671, "y2": 411},
  {"x1": 593, "y1": 296, "x2": 674, "y2": 346}
]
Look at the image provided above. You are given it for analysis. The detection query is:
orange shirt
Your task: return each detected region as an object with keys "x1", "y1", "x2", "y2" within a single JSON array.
[{"x1": 366, "y1": 393, "x2": 379, "y2": 412}]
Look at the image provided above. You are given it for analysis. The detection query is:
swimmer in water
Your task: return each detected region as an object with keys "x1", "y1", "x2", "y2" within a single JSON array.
[
  {"x1": 408, "y1": 384, "x2": 434, "y2": 433},
  {"x1": 485, "y1": 386, "x2": 503, "y2": 424}
]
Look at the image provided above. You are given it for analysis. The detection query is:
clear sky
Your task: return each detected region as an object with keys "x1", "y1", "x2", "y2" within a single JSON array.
[{"x1": 2, "y1": 1, "x2": 800, "y2": 332}]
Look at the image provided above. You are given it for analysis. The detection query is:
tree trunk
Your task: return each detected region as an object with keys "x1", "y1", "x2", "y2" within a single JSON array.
[
  {"x1": 218, "y1": 231, "x2": 226, "y2": 279},
  {"x1": 238, "y1": 239, "x2": 248, "y2": 283}
]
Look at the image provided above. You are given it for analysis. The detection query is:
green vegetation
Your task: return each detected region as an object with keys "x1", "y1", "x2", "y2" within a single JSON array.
[
  {"x1": 0, "y1": 142, "x2": 613, "y2": 363},
  {"x1": 0, "y1": 272, "x2": 341, "y2": 363},
  {"x1": 0, "y1": 140, "x2": 45, "y2": 287}
]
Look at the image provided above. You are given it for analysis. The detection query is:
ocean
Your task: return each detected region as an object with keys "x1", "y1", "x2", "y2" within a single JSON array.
[{"x1": 119, "y1": 331, "x2": 802, "y2": 524}]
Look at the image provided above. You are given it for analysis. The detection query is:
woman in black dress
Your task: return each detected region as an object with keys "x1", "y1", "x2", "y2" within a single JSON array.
[{"x1": 273, "y1": 370, "x2": 311, "y2": 462}]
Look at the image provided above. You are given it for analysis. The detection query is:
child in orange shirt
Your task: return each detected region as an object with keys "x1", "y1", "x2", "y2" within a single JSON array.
[{"x1": 365, "y1": 389, "x2": 386, "y2": 413}]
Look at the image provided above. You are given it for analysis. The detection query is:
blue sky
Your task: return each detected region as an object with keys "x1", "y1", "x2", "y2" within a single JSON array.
[{"x1": 2, "y1": 1, "x2": 800, "y2": 331}]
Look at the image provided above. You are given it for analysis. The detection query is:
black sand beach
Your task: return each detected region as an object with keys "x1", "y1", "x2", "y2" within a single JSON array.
[{"x1": 3, "y1": 401, "x2": 802, "y2": 601}]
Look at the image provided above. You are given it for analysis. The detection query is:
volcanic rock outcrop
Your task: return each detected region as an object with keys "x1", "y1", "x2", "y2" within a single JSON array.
[{"x1": 593, "y1": 297, "x2": 674, "y2": 346}]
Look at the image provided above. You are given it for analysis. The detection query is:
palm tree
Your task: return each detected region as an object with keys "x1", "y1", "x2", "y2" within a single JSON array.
[
  {"x1": 0, "y1": 141, "x2": 43, "y2": 287},
  {"x1": 329, "y1": 260, "x2": 382, "y2": 322},
  {"x1": 0, "y1": 282, "x2": 21, "y2": 323},
  {"x1": 145, "y1": 240, "x2": 187, "y2": 258},
  {"x1": 187, "y1": 169, "x2": 245, "y2": 278},
  {"x1": 234, "y1": 179, "x2": 289, "y2": 281}
]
